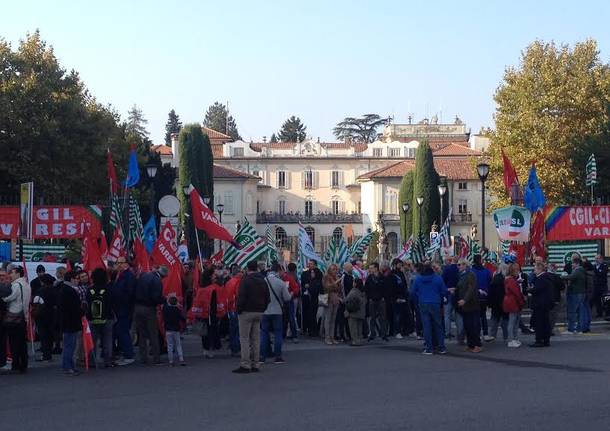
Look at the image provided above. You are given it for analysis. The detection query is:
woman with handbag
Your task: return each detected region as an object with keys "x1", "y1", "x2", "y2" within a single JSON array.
[
  {"x1": 322, "y1": 264, "x2": 342, "y2": 345},
  {"x1": 2, "y1": 265, "x2": 31, "y2": 374},
  {"x1": 503, "y1": 263, "x2": 526, "y2": 348}
]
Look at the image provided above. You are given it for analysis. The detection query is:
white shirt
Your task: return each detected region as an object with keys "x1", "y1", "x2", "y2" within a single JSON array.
[{"x1": 3, "y1": 277, "x2": 32, "y2": 319}]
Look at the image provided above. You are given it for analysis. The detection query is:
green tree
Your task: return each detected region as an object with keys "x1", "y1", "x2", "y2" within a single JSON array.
[
  {"x1": 278, "y1": 116, "x2": 307, "y2": 142},
  {"x1": 269, "y1": 133, "x2": 278, "y2": 143},
  {"x1": 487, "y1": 39, "x2": 610, "y2": 206},
  {"x1": 125, "y1": 104, "x2": 152, "y2": 157},
  {"x1": 164, "y1": 109, "x2": 182, "y2": 145},
  {"x1": 333, "y1": 114, "x2": 387, "y2": 143},
  {"x1": 412, "y1": 141, "x2": 440, "y2": 236},
  {"x1": 179, "y1": 124, "x2": 214, "y2": 257},
  {"x1": 0, "y1": 31, "x2": 129, "y2": 204},
  {"x1": 398, "y1": 171, "x2": 414, "y2": 241},
  {"x1": 203, "y1": 101, "x2": 241, "y2": 141}
]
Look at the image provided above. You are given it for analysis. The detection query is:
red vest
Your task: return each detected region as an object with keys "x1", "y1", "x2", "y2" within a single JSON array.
[
  {"x1": 189, "y1": 285, "x2": 215, "y2": 320},
  {"x1": 224, "y1": 275, "x2": 242, "y2": 313},
  {"x1": 215, "y1": 285, "x2": 228, "y2": 319}
]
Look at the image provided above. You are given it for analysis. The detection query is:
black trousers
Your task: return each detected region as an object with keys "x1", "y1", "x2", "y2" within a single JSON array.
[
  {"x1": 461, "y1": 311, "x2": 482, "y2": 348},
  {"x1": 7, "y1": 322, "x2": 28, "y2": 372},
  {"x1": 37, "y1": 319, "x2": 54, "y2": 360},
  {"x1": 0, "y1": 323, "x2": 7, "y2": 366},
  {"x1": 532, "y1": 307, "x2": 551, "y2": 344}
]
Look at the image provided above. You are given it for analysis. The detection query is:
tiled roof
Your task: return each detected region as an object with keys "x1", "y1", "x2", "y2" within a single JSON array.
[
  {"x1": 353, "y1": 143, "x2": 368, "y2": 153},
  {"x1": 151, "y1": 144, "x2": 173, "y2": 156},
  {"x1": 250, "y1": 142, "x2": 296, "y2": 151},
  {"x1": 203, "y1": 127, "x2": 232, "y2": 140},
  {"x1": 358, "y1": 158, "x2": 478, "y2": 181},
  {"x1": 213, "y1": 164, "x2": 259, "y2": 179},
  {"x1": 211, "y1": 144, "x2": 224, "y2": 158},
  {"x1": 432, "y1": 143, "x2": 481, "y2": 156}
]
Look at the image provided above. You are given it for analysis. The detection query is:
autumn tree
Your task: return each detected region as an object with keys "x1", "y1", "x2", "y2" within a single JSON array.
[{"x1": 487, "y1": 39, "x2": 610, "y2": 206}]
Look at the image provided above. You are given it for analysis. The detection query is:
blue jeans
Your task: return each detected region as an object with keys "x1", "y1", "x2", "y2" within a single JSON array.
[
  {"x1": 443, "y1": 299, "x2": 454, "y2": 336},
  {"x1": 288, "y1": 299, "x2": 298, "y2": 338},
  {"x1": 228, "y1": 312, "x2": 240, "y2": 354},
  {"x1": 580, "y1": 297, "x2": 591, "y2": 332},
  {"x1": 62, "y1": 331, "x2": 78, "y2": 371},
  {"x1": 419, "y1": 303, "x2": 445, "y2": 352},
  {"x1": 566, "y1": 293, "x2": 585, "y2": 332},
  {"x1": 114, "y1": 315, "x2": 134, "y2": 359},
  {"x1": 260, "y1": 314, "x2": 283, "y2": 361}
]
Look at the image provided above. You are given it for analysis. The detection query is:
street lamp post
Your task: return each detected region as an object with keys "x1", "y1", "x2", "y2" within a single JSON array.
[
  {"x1": 216, "y1": 203, "x2": 225, "y2": 253},
  {"x1": 477, "y1": 162, "x2": 490, "y2": 250},
  {"x1": 401, "y1": 202, "x2": 410, "y2": 245},
  {"x1": 416, "y1": 196, "x2": 424, "y2": 236},
  {"x1": 438, "y1": 176, "x2": 447, "y2": 225},
  {"x1": 146, "y1": 163, "x2": 158, "y2": 220}
]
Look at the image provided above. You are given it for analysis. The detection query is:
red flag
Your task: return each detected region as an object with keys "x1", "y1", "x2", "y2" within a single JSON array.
[
  {"x1": 133, "y1": 238, "x2": 151, "y2": 273},
  {"x1": 162, "y1": 265, "x2": 183, "y2": 301},
  {"x1": 107, "y1": 149, "x2": 119, "y2": 194},
  {"x1": 502, "y1": 149, "x2": 519, "y2": 195},
  {"x1": 99, "y1": 231, "x2": 108, "y2": 260},
  {"x1": 210, "y1": 249, "x2": 224, "y2": 266},
  {"x1": 151, "y1": 221, "x2": 180, "y2": 270},
  {"x1": 107, "y1": 228, "x2": 126, "y2": 263},
  {"x1": 192, "y1": 257, "x2": 201, "y2": 291},
  {"x1": 458, "y1": 236, "x2": 469, "y2": 259},
  {"x1": 81, "y1": 316, "x2": 95, "y2": 370},
  {"x1": 188, "y1": 186, "x2": 237, "y2": 244},
  {"x1": 530, "y1": 210, "x2": 546, "y2": 259},
  {"x1": 509, "y1": 242, "x2": 526, "y2": 266},
  {"x1": 82, "y1": 225, "x2": 106, "y2": 271}
]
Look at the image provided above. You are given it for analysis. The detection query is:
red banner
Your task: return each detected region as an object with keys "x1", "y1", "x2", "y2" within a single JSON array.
[
  {"x1": 545, "y1": 205, "x2": 610, "y2": 240},
  {"x1": 0, "y1": 205, "x2": 101, "y2": 239},
  {"x1": 151, "y1": 221, "x2": 180, "y2": 270},
  {"x1": 189, "y1": 187, "x2": 236, "y2": 244}
]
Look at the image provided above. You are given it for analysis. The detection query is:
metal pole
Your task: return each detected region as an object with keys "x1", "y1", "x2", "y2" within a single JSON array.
[
  {"x1": 440, "y1": 195, "x2": 444, "y2": 226},
  {"x1": 481, "y1": 180, "x2": 486, "y2": 249},
  {"x1": 194, "y1": 227, "x2": 204, "y2": 271}
]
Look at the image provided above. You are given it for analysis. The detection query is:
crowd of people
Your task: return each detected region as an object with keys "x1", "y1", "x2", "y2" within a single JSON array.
[{"x1": 0, "y1": 250, "x2": 607, "y2": 375}]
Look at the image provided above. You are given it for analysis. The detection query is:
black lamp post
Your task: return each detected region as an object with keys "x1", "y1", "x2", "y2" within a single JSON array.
[
  {"x1": 438, "y1": 176, "x2": 447, "y2": 225},
  {"x1": 146, "y1": 163, "x2": 158, "y2": 220},
  {"x1": 217, "y1": 203, "x2": 224, "y2": 223},
  {"x1": 416, "y1": 196, "x2": 424, "y2": 236},
  {"x1": 477, "y1": 162, "x2": 490, "y2": 249},
  {"x1": 401, "y1": 202, "x2": 410, "y2": 245}
]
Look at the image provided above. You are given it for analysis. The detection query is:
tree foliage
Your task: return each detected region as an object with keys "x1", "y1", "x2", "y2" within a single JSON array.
[
  {"x1": 269, "y1": 133, "x2": 278, "y2": 143},
  {"x1": 487, "y1": 39, "x2": 610, "y2": 206},
  {"x1": 412, "y1": 141, "x2": 440, "y2": 236},
  {"x1": 399, "y1": 171, "x2": 414, "y2": 241},
  {"x1": 203, "y1": 101, "x2": 241, "y2": 141},
  {"x1": 333, "y1": 114, "x2": 387, "y2": 143},
  {"x1": 278, "y1": 115, "x2": 307, "y2": 142},
  {"x1": 164, "y1": 109, "x2": 182, "y2": 145},
  {"x1": 0, "y1": 31, "x2": 130, "y2": 204}
]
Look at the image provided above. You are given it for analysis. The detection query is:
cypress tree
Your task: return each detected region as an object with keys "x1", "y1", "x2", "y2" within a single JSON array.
[
  {"x1": 398, "y1": 170, "x2": 414, "y2": 242},
  {"x1": 412, "y1": 140, "x2": 440, "y2": 237}
]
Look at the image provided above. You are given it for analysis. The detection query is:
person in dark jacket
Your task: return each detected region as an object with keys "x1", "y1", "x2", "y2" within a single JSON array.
[
  {"x1": 59, "y1": 271, "x2": 84, "y2": 376},
  {"x1": 110, "y1": 258, "x2": 136, "y2": 365},
  {"x1": 134, "y1": 266, "x2": 167, "y2": 365},
  {"x1": 456, "y1": 259, "x2": 481, "y2": 352},
  {"x1": 592, "y1": 254, "x2": 608, "y2": 318},
  {"x1": 163, "y1": 295, "x2": 186, "y2": 366},
  {"x1": 390, "y1": 259, "x2": 410, "y2": 338},
  {"x1": 300, "y1": 260, "x2": 323, "y2": 337},
  {"x1": 411, "y1": 262, "x2": 448, "y2": 354},
  {"x1": 528, "y1": 262, "x2": 554, "y2": 347},
  {"x1": 234, "y1": 260, "x2": 271, "y2": 373},
  {"x1": 365, "y1": 262, "x2": 388, "y2": 341},
  {"x1": 86, "y1": 268, "x2": 115, "y2": 367},
  {"x1": 335, "y1": 262, "x2": 354, "y2": 342},
  {"x1": 0, "y1": 268, "x2": 13, "y2": 370},
  {"x1": 33, "y1": 274, "x2": 58, "y2": 361},
  {"x1": 487, "y1": 264, "x2": 508, "y2": 342},
  {"x1": 547, "y1": 263, "x2": 565, "y2": 333},
  {"x1": 471, "y1": 255, "x2": 492, "y2": 341},
  {"x1": 442, "y1": 257, "x2": 460, "y2": 339}
]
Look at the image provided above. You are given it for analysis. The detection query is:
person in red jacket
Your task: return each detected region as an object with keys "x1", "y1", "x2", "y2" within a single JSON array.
[
  {"x1": 188, "y1": 268, "x2": 222, "y2": 358},
  {"x1": 503, "y1": 263, "x2": 526, "y2": 348},
  {"x1": 223, "y1": 268, "x2": 243, "y2": 356},
  {"x1": 282, "y1": 263, "x2": 300, "y2": 342}
]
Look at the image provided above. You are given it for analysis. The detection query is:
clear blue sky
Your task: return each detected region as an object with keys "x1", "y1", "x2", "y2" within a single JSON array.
[{"x1": 2, "y1": 0, "x2": 609, "y2": 144}]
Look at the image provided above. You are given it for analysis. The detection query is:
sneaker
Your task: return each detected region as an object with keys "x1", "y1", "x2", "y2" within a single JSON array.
[
  {"x1": 422, "y1": 350, "x2": 433, "y2": 355},
  {"x1": 274, "y1": 357, "x2": 286, "y2": 364},
  {"x1": 250, "y1": 367, "x2": 260, "y2": 373},
  {"x1": 483, "y1": 335, "x2": 495, "y2": 342},
  {"x1": 514, "y1": 340, "x2": 522, "y2": 347},
  {"x1": 231, "y1": 367, "x2": 250, "y2": 374},
  {"x1": 416, "y1": 335, "x2": 423, "y2": 340},
  {"x1": 561, "y1": 330, "x2": 575, "y2": 335},
  {"x1": 395, "y1": 333, "x2": 403, "y2": 340},
  {"x1": 117, "y1": 358, "x2": 135, "y2": 366},
  {"x1": 64, "y1": 369, "x2": 81, "y2": 376},
  {"x1": 469, "y1": 346, "x2": 482, "y2": 353},
  {"x1": 507, "y1": 340, "x2": 519, "y2": 348},
  {"x1": 437, "y1": 349, "x2": 448, "y2": 355},
  {"x1": 180, "y1": 361, "x2": 187, "y2": 366}
]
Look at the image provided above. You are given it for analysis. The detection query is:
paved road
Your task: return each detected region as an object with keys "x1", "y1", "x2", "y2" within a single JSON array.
[{"x1": 2, "y1": 330, "x2": 610, "y2": 431}]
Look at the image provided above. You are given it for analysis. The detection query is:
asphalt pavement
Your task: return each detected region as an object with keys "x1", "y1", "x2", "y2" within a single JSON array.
[{"x1": 2, "y1": 327, "x2": 610, "y2": 431}]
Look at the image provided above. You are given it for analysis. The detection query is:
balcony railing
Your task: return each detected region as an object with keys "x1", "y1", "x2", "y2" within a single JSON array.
[
  {"x1": 256, "y1": 212, "x2": 363, "y2": 224},
  {"x1": 451, "y1": 212, "x2": 473, "y2": 223}
]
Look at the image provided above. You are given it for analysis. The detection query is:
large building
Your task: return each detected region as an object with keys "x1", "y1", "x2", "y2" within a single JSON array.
[{"x1": 156, "y1": 117, "x2": 496, "y2": 259}]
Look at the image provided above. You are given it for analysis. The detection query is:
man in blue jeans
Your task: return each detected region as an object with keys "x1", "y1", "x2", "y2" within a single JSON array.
[
  {"x1": 58, "y1": 271, "x2": 84, "y2": 376},
  {"x1": 411, "y1": 262, "x2": 448, "y2": 355},
  {"x1": 563, "y1": 255, "x2": 587, "y2": 334},
  {"x1": 260, "y1": 263, "x2": 292, "y2": 364}
]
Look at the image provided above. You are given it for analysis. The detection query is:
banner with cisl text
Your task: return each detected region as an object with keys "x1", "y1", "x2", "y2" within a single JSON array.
[
  {"x1": 492, "y1": 206, "x2": 531, "y2": 242},
  {"x1": 545, "y1": 205, "x2": 610, "y2": 240},
  {"x1": 0, "y1": 205, "x2": 102, "y2": 239}
]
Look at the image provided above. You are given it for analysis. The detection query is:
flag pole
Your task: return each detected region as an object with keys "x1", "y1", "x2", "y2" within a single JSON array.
[{"x1": 194, "y1": 227, "x2": 204, "y2": 271}]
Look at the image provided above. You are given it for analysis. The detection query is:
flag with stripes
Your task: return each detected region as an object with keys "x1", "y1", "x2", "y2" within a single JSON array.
[
  {"x1": 324, "y1": 236, "x2": 350, "y2": 267},
  {"x1": 109, "y1": 194, "x2": 122, "y2": 231},
  {"x1": 428, "y1": 211, "x2": 451, "y2": 258},
  {"x1": 466, "y1": 235, "x2": 481, "y2": 264},
  {"x1": 547, "y1": 241, "x2": 598, "y2": 270},
  {"x1": 411, "y1": 234, "x2": 428, "y2": 264},
  {"x1": 395, "y1": 235, "x2": 413, "y2": 262},
  {"x1": 586, "y1": 153, "x2": 597, "y2": 186},
  {"x1": 348, "y1": 232, "x2": 374, "y2": 259},
  {"x1": 223, "y1": 219, "x2": 267, "y2": 268},
  {"x1": 265, "y1": 224, "x2": 279, "y2": 264},
  {"x1": 298, "y1": 222, "x2": 325, "y2": 272},
  {"x1": 128, "y1": 194, "x2": 143, "y2": 243}
]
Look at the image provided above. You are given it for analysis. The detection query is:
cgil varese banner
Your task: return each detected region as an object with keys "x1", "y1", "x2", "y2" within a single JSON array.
[
  {"x1": 151, "y1": 221, "x2": 180, "y2": 269},
  {"x1": 0, "y1": 205, "x2": 102, "y2": 239},
  {"x1": 545, "y1": 205, "x2": 610, "y2": 240}
]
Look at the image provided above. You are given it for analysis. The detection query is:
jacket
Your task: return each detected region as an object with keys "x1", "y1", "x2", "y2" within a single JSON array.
[
  {"x1": 593, "y1": 262, "x2": 608, "y2": 291},
  {"x1": 3, "y1": 277, "x2": 31, "y2": 319},
  {"x1": 345, "y1": 287, "x2": 366, "y2": 320},
  {"x1": 503, "y1": 276, "x2": 525, "y2": 313},
  {"x1": 237, "y1": 272, "x2": 270, "y2": 313},
  {"x1": 86, "y1": 283, "x2": 114, "y2": 324},
  {"x1": 264, "y1": 272, "x2": 292, "y2": 315},
  {"x1": 189, "y1": 285, "x2": 217, "y2": 320},
  {"x1": 411, "y1": 271, "x2": 448, "y2": 305},
  {"x1": 364, "y1": 274, "x2": 385, "y2": 301},
  {"x1": 456, "y1": 270, "x2": 479, "y2": 312},
  {"x1": 162, "y1": 302, "x2": 185, "y2": 332},
  {"x1": 530, "y1": 272, "x2": 554, "y2": 309},
  {"x1": 442, "y1": 264, "x2": 460, "y2": 289},
  {"x1": 282, "y1": 272, "x2": 300, "y2": 297},
  {"x1": 391, "y1": 269, "x2": 408, "y2": 301},
  {"x1": 342, "y1": 273, "x2": 354, "y2": 297},
  {"x1": 58, "y1": 282, "x2": 83, "y2": 333},
  {"x1": 135, "y1": 271, "x2": 165, "y2": 307},
  {"x1": 301, "y1": 268, "x2": 323, "y2": 296},
  {"x1": 565, "y1": 266, "x2": 586, "y2": 295},
  {"x1": 224, "y1": 274, "x2": 242, "y2": 313},
  {"x1": 110, "y1": 269, "x2": 136, "y2": 318},
  {"x1": 547, "y1": 272, "x2": 565, "y2": 303},
  {"x1": 472, "y1": 265, "x2": 492, "y2": 298},
  {"x1": 487, "y1": 273, "x2": 505, "y2": 310}
]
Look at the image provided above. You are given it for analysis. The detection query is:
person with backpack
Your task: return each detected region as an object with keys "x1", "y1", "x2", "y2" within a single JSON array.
[
  {"x1": 86, "y1": 268, "x2": 115, "y2": 368},
  {"x1": 503, "y1": 263, "x2": 526, "y2": 348},
  {"x1": 487, "y1": 264, "x2": 508, "y2": 342},
  {"x1": 345, "y1": 278, "x2": 366, "y2": 346}
]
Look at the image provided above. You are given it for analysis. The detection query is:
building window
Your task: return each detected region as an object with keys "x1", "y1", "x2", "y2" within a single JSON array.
[
  {"x1": 357, "y1": 201, "x2": 361, "y2": 213},
  {"x1": 332, "y1": 227, "x2": 343, "y2": 242},
  {"x1": 458, "y1": 199, "x2": 468, "y2": 214},
  {"x1": 303, "y1": 170, "x2": 315, "y2": 189},
  {"x1": 278, "y1": 171, "x2": 287, "y2": 188},
  {"x1": 389, "y1": 148, "x2": 401, "y2": 157},
  {"x1": 278, "y1": 199, "x2": 287, "y2": 215},
  {"x1": 305, "y1": 200, "x2": 313, "y2": 216},
  {"x1": 404, "y1": 147, "x2": 415, "y2": 158},
  {"x1": 373, "y1": 148, "x2": 383, "y2": 157},
  {"x1": 223, "y1": 191, "x2": 234, "y2": 214},
  {"x1": 385, "y1": 190, "x2": 398, "y2": 214},
  {"x1": 256, "y1": 200, "x2": 260, "y2": 215},
  {"x1": 331, "y1": 171, "x2": 340, "y2": 188},
  {"x1": 458, "y1": 182, "x2": 468, "y2": 190},
  {"x1": 232, "y1": 147, "x2": 244, "y2": 157},
  {"x1": 387, "y1": 232, "x2": 398, "y2": 255},
  {"x1": 305, "y1": 226, "x2": 315, "y2": 246},
  {"x1": 246, "y1": 193, "x2": 253, "y2": 214},
  {"x1": 330, "y1": 196, "x2": 343, "y2": 215},
  {"x1": 276, "y1": 227, "x2": 287, "y2": 249}
]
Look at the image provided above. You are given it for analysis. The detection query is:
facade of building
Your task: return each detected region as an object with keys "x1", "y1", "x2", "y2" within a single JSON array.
[{"x1": 157, "y1": 117, "x2": 496, "y2": 259}]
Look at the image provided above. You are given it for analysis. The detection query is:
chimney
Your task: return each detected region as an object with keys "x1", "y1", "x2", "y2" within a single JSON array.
[
  {"x1": 263, "y1": 136, "x2": 267, "y2": 143},
  {"x1": 171, "y1": 133, "x2": 179, "y2": 166}
]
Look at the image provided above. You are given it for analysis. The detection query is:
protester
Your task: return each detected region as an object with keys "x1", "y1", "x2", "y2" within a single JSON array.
[
  {"x1": 337, "y1": 262, "x2": 354, "y2": 342},
  {"x1": 0, "y1": 267, "x2": 11, "y2": 371},
  {"x1": 322, "y1": 264, "x2": 342, "y2": 345},
  {"x1": 261, "y1": 262, "x2": 292, "y2": 362},
  {"x1": 471, "y1": 254, "x2": 492, "y2": 341},
  {"x1": 411, "y1": 261, "x2": 448, "y2": 355},
  {"x1": 1, "y1": 265, "x2": 31, "y2": 374},
  {"x1": 455, "y1": 259, "x2": 481, "y2": 353},
  {"x1": 365, "y1": 262, "x2": 388, "y2": 342},
  {"x1": 134, "y1": 266, "x2": 167, "y2": 364},
  {"x1": 592, "y1": 254, "x2": 608, "y2": 318},
  {"x1": 109, "y1": 257, "x2": 136, "y2": 366},
  {"x1": 234, "y1": 260, "x2": 270, "y2": 374},
  {"x1": 441, "y1": 256, "x2": 459, "y2": 339},
  {"x1": 300, "y1": 260, "x2": 323, "y2": 337},
  {"x1": 59, "y1": 270, "x2": 84, "y2": 376},
  {"x1": 86, "y1": 268, "x2": 115, "y2": 367},
  {"x1": 503, "y1": 263, "x2": 525, "y2": 348},
  {"x1": 32, "y1": 273, "x2": 58, "y2": 362},
  {"x1": 163, "y1": 294, "x2": 186, "y2": 366},
  {"x1": 30, "y1": 264, "x2": 54, "y2": 302},
  {"x1": 581, "y1": 258, "x2": 594, "y2": 333},
  {"x1": 547, "y1": 263, "x2": 565, "y2": 334},
  {"x1": 282, "y1": 263, "x2": 301, "y2": 342},
  {"x1": 344, "y1": 278, "x2": 366, "y2": 346},
  {"x1": 528, "y1": 262, "x2": 554, "y2": 347},
  {"x1": 190, "y1": 268, "x2": 222, "y2": 358},
  {"x1": 562, "y1": 255, "x2": 586, "y2": 334},
  {"x1": 224, "y1": 267, "x2": 242, "y2": 356},
  {"x1": 487, "y1": 263, "x2": 508, "y2": 342},
  {"x1": 390, "y1": 259, "x2": 410, "y2": 339}
]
